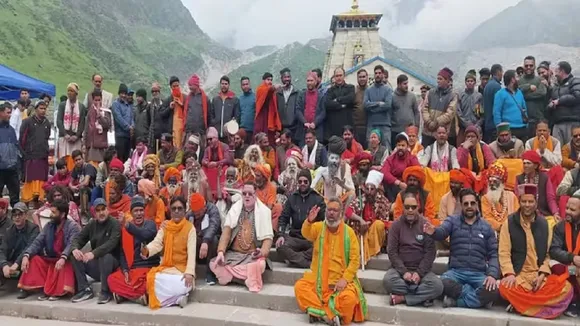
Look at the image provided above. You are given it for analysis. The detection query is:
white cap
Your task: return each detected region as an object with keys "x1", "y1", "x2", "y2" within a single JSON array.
[{"x1": 365, "y1": 170, "x2": 384, "y2": 187}]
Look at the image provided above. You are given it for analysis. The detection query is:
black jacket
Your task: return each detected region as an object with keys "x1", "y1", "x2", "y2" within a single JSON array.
[
  {"x1": 550, "y1": 75, "x2": 580, "y2": 124},
  {"x1": 0, "y1": 220, "x2": 39, "y2": 267},
  {"x1": 276, "y1": 87, "x2": 300, "y2": 129},
  {"x1": 506, "y1": 212, "x2": 549, "y2": 274},
  {"x1": 550, "y1": 220, "x2": 580, "y2": 265},
  {"x1": 71, "y1": 217, "x2": 121, "y2": 259},
  {"x1": 188, "y1": 202, "x2": 221, "y2": 244},
  {"x1": 278, "y1": 189, "x2": 325, "y2": 238},
  {"x1": 133, "y1": 102, "x2": 151, "y2": 142},
  {"x1": 19, "y1": 116, "x2": 51, "y2": 160},
  {"x1": 151, "y1": 97, "x2": 172, "y2": 140},
  {"x1": 324, "y1": 83, "x2": 356, "y2": 141}
]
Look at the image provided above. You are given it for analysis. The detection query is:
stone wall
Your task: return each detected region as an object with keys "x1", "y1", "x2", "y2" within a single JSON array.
[{"x1": 344, "y1": 58, "x2": 429, "y2": 94}]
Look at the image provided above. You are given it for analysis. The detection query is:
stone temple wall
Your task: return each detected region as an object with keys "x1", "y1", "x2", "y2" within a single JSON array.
[{"x1": 344, "y1": 58, "x2": 428, "y2": 94}]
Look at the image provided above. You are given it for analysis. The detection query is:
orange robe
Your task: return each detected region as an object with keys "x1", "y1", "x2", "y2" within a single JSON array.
[
  {"x1": 294, "y1": 221, "x2": 366, "y2": 324},
  {"x1": 481, "y1": 191, "x2": 519, "y2": 232},
  {"x1": 145, "y1": 197, "x2": 166, "y2": 229},
  {"x1": 256, "y1": 182, "x2": 282, "y2": 230},
  {"x1": 392, "y1": 191, "x2": 437, "y2": 225},
  {"x1": 262, "y1": 148, "x2": 278, "y2": 180}
]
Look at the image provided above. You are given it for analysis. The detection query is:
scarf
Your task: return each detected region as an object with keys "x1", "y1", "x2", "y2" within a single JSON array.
[
  {"x1": 430, "y1": 142, "x2": 450, "y2": 172},
  {"x1": 147, "y1": 218, "x2": 193, "y2": 309},
  {"x1": 121, "y1": 216, "x2": 135, "y2": 269},
  {"x1": 255, "y1": 82, "x2": 281, "y2": 131},
  {"x1": 303, "y1": 141, "x2": 319, "y2": 166},
  {"x1": 209, "y1": 143, "x2": 224, "y2": 162},
  {"x1": 566, "y1": 222, "x2": 580, "y2": 255},
  {"x1": 108, "y1": 194, "x2": 131, "y2": 219},
  {"x1": 130, "y1": 147, "x2": 148, "y2": 172},
  {"x1": 90, "y1": 105, "x2": 104, "y2": 134},
  {"x1": 532, "y1": 136, "x2": 554, "y2": 152},
  {"x1": 45, "y1": 221, "x2": 65, "y2": 258},
  {"x1": 467, "y1": 142, "x2": 485, "y2": 173},
  {"x1": 143, "y1": 154, "x2": 161, "y2": 188},
  {"x1": 63, "y1": 98, "x2": 80, "y2": 133}
]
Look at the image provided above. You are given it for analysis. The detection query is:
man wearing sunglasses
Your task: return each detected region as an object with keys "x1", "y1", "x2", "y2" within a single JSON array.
[
  {"x1": 519, "y1": 56, "x2": 547, "y2": 137},
  {"x1": 424, "y1": 188, "x2": 499, "y2": 309}
]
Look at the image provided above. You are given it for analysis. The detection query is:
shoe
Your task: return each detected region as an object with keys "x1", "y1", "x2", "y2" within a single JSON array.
[
  {"x1": 37, "y1": 294, "x2": 49, "y2": 301},
  {"x1": 112, "y1": 293, "x2": 124, "y2": 304},
  {"x1": 423, "y1": 299, "x2": 434, "y2": 307},
  {"x1": 135, "y1": 294, "x2": 148, "y2": 306},
  {"x1": 97, "y1": 293, "x2": 112, "y2": 304},
  {"x1": 505, "y1": 304, "x2": 514, "y2": 313},
  {"x1": 177, "y1": 296, "x2": 188, "y2": 308},
  {"x1": 206, "y1": 273, "x2": 217, "y2": 286},
  {"x1": 308, "y1": 315, "x2": 321, "y2": 324},
  {"x1": 71, "y1": 288, "x2": 94, "y2": 303},
  {"x1": 16, "y1": 290, "x2": 29, "y2": 300},
  {"x1": 564, "y1": 303, "x2": 579, "y2": 318},
  {"x1": 442, "y1": 295, "x2": 457, "y2": 308},
  {"x1": 47, "y1": 296, "x2": 60, "y2": 301}
]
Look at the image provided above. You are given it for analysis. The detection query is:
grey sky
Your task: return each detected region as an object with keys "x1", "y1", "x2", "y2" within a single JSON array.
[{"x1": 182, "y1": 0, "x2": 523, "y2": 50}]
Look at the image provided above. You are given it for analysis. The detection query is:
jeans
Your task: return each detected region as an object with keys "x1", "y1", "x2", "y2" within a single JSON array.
[
  {"x1": 72, "y1": 253, "x2": 119, "y2": 295},
  {"x1": 0, "y1": 168, "x2": 20, "y2": 206},
  {"x1": 441, "y1": 269, "x2": 497, "y2": 308}
]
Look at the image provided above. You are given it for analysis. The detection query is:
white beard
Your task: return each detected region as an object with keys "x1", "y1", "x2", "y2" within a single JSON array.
[
  {"x1": 167, "y1": 184, "x2": 180, "y2": 196},
  {"x1": 486, "y1": 185, "x2": 505, "y2": 204},
  {"x1": 325, "y1": 218, "x2": 341, "y2": 228}
]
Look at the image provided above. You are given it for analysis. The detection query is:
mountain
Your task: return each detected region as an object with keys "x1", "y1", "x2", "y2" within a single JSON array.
[
  {"x1": 462, "y1": 0, "x2": 580, "y2": 50},
  {"x1": 0, "y1": 0, "x2": 242, "y2": 95}
]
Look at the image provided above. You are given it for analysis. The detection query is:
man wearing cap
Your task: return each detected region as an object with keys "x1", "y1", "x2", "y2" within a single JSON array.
[
  {"x1": 70, "y1": 198, "x2": 121, "y2": 304},
  {"x1": 20, "y1": 100, "x2": 52, "y2": 204},
  {"x1": 187, "y1": 193, "x2": 220, "y2": 285},
  {"x1": 85, "y1": 90, "x2": 112, "y2": 164},
  {"x1": 133, "y1": 89, "x2": 150, "y2": 148},
  {"x1": 0, "y1": 203, "x2": 39, "y2": 286},
  {"x1": 392, "y1": 166, "x2": 436, "y2": 225},
  {"x1": 211, "y1": 75, "x2": 240, "y2": 141},
  {"x1": 346, "y1": 170, "x2": 389, "y2": 264},
  {"x1": 417, "y1": 125, "x2": 459, "y2": 172},
  {"x1": 457, "y1": 125, "x2": 495, "y2": 175},
  {"x1": 382, "y1": 132, "x2": 420, "y2": 202},
  {"x1": 112, "y1": 83, "x2": 134, "y2": 162},
  {"x1": 498, "y1": 184, "x2": 572, "y2": 318},
  {"x1": 478, "y1": 68, "x2": 491, "y2": 95},
  {"x1": 57, "y1": 83, "x2": 87, "y2": 170},
  {"x1": 108, "y1": 196, "x2": 158, "y2": 305},
  {"x1": 202, "y1": 127, "x2": 233, "y2": 168},
  {"x1": 516, "y1": 150, "x2": 559, "y2": 227},
  {"x1": 0, "y1": 103, "x2": 20, "y2": 206},
  {"x1": 276, "y1": 169, "x2": 325, "y2": 268},
  {"x1": 0, "y1": 199, "x2": 12, "y2": 247},
  {"x1": 18, "y1": 199, "x2": 80, "y2": 300},
  {"x1": 312, "y1": 136, "x2": 355, "y2": 208},
  {"x1": 524, "y1": 120, "x2": 562, "y2": 168},
  {"x1": 184, "y1": 134, "x2": 202, "y2": 162},
  {"x1": 351, "y1": 151, "x2": 373, "y2": 190},
  {"x1": 421, "y1": 67, "x2": 458, "y2": 147},
  {"x1": 138, "y1": 179, "x2": 165, "y2": 229},
  {"x1": 438, "y1": 168, "x2": 475, "y2": 221},
  {"x1": 159, "y1": 167, "x2": 183, "y2": 209},
  {"x1": 481, "y1": 162, "x2": 519, "y2": 232},
  {"x1": 489, "y1": 122, "x2": 525, "y2": 159},
  {"x1": 158, "y1": 133, "x2": 183, "y2": 173},
  {"x1": 149, "y1": 82, "x2": 168, "y2": 153},
  {"x1": 184, "y1": 74, "x2": 211, "y2": 147},
  {"x1": 254, "y1": 164, "x2": 283, "y2": 230}
]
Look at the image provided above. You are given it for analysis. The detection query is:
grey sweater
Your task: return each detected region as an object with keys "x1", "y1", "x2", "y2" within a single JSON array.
[
  {"x1": 364, "y1": 83, "x2": 393, "y2": 127},
  {"x1": 391, "y1": 88, "x2": 420, "y2": 133}
]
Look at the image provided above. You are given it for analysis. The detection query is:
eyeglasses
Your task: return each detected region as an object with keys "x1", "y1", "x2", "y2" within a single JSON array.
[
  {"x1": 404, "y1": 205, "x2": 418, "y2": 210},
  {"x1": 573, "y1": 134, "x2": 580, "y2": 139},
  {"x1": 463, "y1": 201, "x2": 478, "y2": 207},
  {"x1": 171, "y1": 206, "x2": 185, "y2": 212},
  {"x1": 242, "y1": 191, "x2": 254, "y2": 197},
  {"x1": 297, "y1": 179, "x2": 310, "y2": 185},
  {"x1": 524, "y1": 64, "x2": 534, "y2": 68}
]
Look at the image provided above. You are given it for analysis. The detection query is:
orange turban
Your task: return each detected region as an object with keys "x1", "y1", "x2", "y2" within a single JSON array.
[
  {"x1": 450, "y1": 168, "x2": 476, "y2": 189},
  {"x1": 163, "y1": 167, "x2": 182, "y2": 184},
  {"x1": 402, "y1": 166, "x2": 426, "y2": 187},
  {"x1": 189, "y1": 193, "x2": 206, "y2": 211},
  {"x1": 255, "y1": 164, "x2": 272, "y2": 181},
  {"x1": 486, "y1": 161, "x2": 508, "y2": 183},
  {"x1": 138, "y1": 179, "x2": 156, "y2": 197}
]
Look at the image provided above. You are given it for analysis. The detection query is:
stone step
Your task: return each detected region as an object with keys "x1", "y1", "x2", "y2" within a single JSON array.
[
  {"x1": 192, "y1": 282, "x2": 577, "y2": 326},
  {"x1": 0, "y1": 293, "x2": 385, "y2": 326}
]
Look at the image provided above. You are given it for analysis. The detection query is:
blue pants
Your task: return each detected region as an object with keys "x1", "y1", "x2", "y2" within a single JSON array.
[{"x1": 441, "y1": 269, "x2": 488, "y2": 308}]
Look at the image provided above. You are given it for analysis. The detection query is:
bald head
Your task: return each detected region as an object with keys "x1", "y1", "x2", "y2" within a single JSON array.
[{"x1": 566, "y1": 196, "x2": 580, "y2": 223}]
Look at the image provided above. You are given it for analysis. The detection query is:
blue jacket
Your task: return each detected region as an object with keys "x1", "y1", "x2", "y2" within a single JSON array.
[
  {"x1": 239, "y1": 90, "x2": 256, "y2": 132},
  {"x1": 112, "y1": 98, "x2": 134, "y2": 138},
  {"x1": 483, "y1": 77, "x2": 502, "y2": 131},
  {"x1": 493, "y1": 88, "x2": 528, "y2": 129},
  {"x1": 430, "y1": 213, "x2": 499, "y2": 278},
  {"x1": 120, "y1": 220, "x2": 159, "y2": 270},
  {"x1": 364, "y1": 83, "x2": 393, "y2": 127},
  {"x1": 0, "y1": 121, "x2": 20, "y2": 170}
]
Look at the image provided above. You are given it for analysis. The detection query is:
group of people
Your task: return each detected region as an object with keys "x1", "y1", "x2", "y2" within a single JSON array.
[{"x1": 0, "y1": 54, "x2": 579, "y2": 325}]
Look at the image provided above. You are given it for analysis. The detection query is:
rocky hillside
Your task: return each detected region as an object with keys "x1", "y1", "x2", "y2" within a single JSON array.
[{"x1": 462, "y1": 0, "x2": 580, "y2": 50}]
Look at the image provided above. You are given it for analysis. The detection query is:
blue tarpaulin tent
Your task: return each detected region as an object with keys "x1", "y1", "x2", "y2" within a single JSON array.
[{"x1": 0, "y1": 64, "x2": 56, "y2": 101}]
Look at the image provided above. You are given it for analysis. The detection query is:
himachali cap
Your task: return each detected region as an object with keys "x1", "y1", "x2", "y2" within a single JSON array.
[
  {"x1": 518, "y1": 184, "x2": 538, "y2": 198},
  {"x1": 496, "y1": 122, "x2": 511, "y2": 133}
]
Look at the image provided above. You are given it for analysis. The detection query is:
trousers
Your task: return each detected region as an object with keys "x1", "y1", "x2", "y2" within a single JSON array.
[
  {"x1": 72, "y1": 253, "x2": 119, "y2": 294},
  {"x1": 382, "y1": 269, "x2": 443, "y2": 306},
  {"x1": 277, "y1": 235, "x2": 313, "y2": 268}
]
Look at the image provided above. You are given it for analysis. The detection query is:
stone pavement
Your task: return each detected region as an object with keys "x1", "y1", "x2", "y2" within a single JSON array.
[
  {"x1": 0, "y1": 315, "x2": 122, "y2": 326},
  {"x1": 0, "y1": 250, "x2": 576, "y2": 326}
]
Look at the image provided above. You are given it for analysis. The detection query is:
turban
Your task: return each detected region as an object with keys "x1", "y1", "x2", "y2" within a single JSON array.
[
  {"x1": 131, "y1": 196, "x2": 145, "y2": 210},
  {"x1": 298, "y1": 168, "x2": 312, "y2": 184},
  {"x1": 67, "y1": 83, "x2": 79, "y2": 94},
  {"x1": 438, "y1": 67, "x2": 454, "y2": 80},
  {"x1": 255, "y1": 164, "x2": 272, "y2": 181},
  {"x1": 405, "y1": 125, "x2": 418, "y2": 136},
  {"x1": 365, "y1": 170, "x2": 384, "y2": 187},
  {"x1": 188, "y1": 134, "x2": 200, "y2": 145},
  {"x1": 496, "y1": 122, "x2": 510, "y2": 133},
  {"x1": 518, "y1": 183, "x2": 538, "y2": 198},
  {"x1": 450, "y1": 168, "x2": 476, "y2": 189},
  {"x1": 465, "y1": 69, "x2": 477, "y2": 81},
  {"x1": 402, "y1": 166, "x2": 426, "y2": 187},
  {"x1": 138, "y1": 179, "x2": 156, "y2": 197},
  {"x1": 188, "y1": 74, "x2": 200, "y2": 87},
  {"x1": 353, "y1": 151, "x2": 373, "y2": 167},
  {"x1": 328, "y1": 136, "x2": 346, "y2": 155},
  {"x1": 109, "y1": 158, "x2": 124, "y2": 171},
  {"x1": 0, "y1": 198, "x2": 8, "y2": 209},
  {"x1": 237, "y1": 128, "x2": 247, "y2": 140},
  {"x1": 522, "y1": 150, "x2": 541, "y2": 165},
  {"x1": 286, "y1": 148, "x2": 303, "y2": 163},
  {"x1": 207, "y1": 127, "x2": 218, "y2": 139},
  {"x1": 163, "y1": 167, "x2": 182, "y2": 184},
  {"x1": 143, "y1": 154, "x2": 159, "y2": 168},
  {"x1": 189, "y1": 193, "x2": 206, "y2": 211},
  {"x1": 369, "y1": 129, "x2": 382, "y2": 140},
  {"x1": 465, "y1": 125, "x2": 480, "y2": 137},
  {"x1": 486, "y1": 161, "x2": 508, "y2": 183}
]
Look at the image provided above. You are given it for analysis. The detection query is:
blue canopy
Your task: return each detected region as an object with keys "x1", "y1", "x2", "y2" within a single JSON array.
[{"x1": 0, "y1": 64, "x2": 56, "y2": 101}]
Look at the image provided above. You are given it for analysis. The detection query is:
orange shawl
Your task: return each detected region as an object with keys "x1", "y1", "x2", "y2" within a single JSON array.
[
  {"x1": 108, "y1": 194, "x2": 131, "y2": 219},
  {"x1": 467, "y1": 143, "x2": 485, "y2": 173},
  {"x1": 532, "y1": 136, "x2": 554, "y2": 152},
  {"x1": 121, "y1": 216, "x2": 135, "y2": 269},
  {"x1": 255, "y1": 83, "x2": 281, "y2": 131},
  {"x1": 257, "y1": 182, "x2": 277, "y2": 207}
]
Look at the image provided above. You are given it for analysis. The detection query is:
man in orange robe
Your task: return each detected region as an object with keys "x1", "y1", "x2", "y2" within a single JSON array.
[
  {"x1": 392, "y1": 166, "x2": 436, "y2": 224},
  {"x1": 481, "y1": 162, "x2": 519, "y2": 232},
  {"x1": 159, "y1": 167, "x2": 182, "y2": 216},
  {"x1": 255, "y1": 131, "x2": 279, "y2": 180},
  {"x1": 254, "y1": 72, "x2": 281, "y2": 147},
  {"x1": 107, "y1": 174, "x2": 132, "y2": 220},
  {"x1": 138, "y1": 179, "x2": 166, "y2": 229},
  {"x1": 255, "y1": 164, "x2": 282, "y2": 231},
  {"x1": 294, "y1": 199, "x2": 367, "y2": 325}
]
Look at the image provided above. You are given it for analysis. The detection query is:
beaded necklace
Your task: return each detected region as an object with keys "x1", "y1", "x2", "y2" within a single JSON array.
[{"x1": 490, "y1": 192, "x2": 509, "y2": 223}]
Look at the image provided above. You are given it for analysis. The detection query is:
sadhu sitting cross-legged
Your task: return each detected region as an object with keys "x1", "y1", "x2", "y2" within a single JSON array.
[{"x1": 294, "y1": 199, "x2": 367, "y2": 325}]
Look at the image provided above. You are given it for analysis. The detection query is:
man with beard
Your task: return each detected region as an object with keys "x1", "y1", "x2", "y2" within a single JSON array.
[
  {"x1": 406, "y1": 124, "x2": 423, "y2": 156},
  {"x1": 301, "y1": 129, "x2": 327, "y2": 170},
  {"x1": 383, "y1": 192, "x2": 443, "y2": 307},
  {"x1": 325, "y1": 68, "x2": 356, "y2": 142},
  {"x1": 524, "y1": 120, "x2": 562, "y2": 168},
  {"x1": 351, "y1": 151, "x2": 373, "y2": 191},
  {"x1": 382, "y1": 133, "x2": 420, "y2": 202},
  {"x1": 141, "y1": 154, "x2": 161, "y2": 189},
  {"x1": 276, "y1": 169, "x2": 325, "y2": 268},
  {"x1": 159, "y1": 167, "x2": 183, "y2": 208},
  {"x1": 239, "y1": 77, "x2": 255, "y2": 144},
  {"x1": 236, "y1": 144, "x2": 264, "y2": 183},
  {"x1": 57, "y1": 83, "x2": 87, "y2": 170},
  {"x1": 276, "y1": 130, "x2": 300, "y2": 172},
  {"x1": 346, "y1": 170, "x2": 389, "y2": 265},
  {"x1": 233, "y1": 129, "x2": 248, "y2": 160},
  {"x1": 202, "y1": 127, "x2": 234, "y2": 196},
  {"x1": 392, "y1": 166, "x2": 436, "y2": 225},
  {"x1": 276, "y1": 68, "x2": 299, "y2": 144},
  {"x1": 421, "y1": 67, "x2": 458, "y2": 147},
  {"x1": 104, "y1": 158, "x2": 134, "y2": 204},
  {"x1": 70, "y1": 198, "x2": 121, "y2": 304},
  {"x1": 561, "y1": 126, "x2": 580, "y2": 170},
  {"x1": 183, "y1": 134, "x2": 202, "y2": 163},
  {"x1": 183, "y1": 74, "x2": 211, "y2": 149},
  {"x1": 210, "y1": 182, "x2": 273, "y2": 293},
  {"x1": 254, "y1": 72, "x2": 282, "y2": 147},
  {"x1": 438, "y1": 168, "x2": 476, "y2": 220},
  {"x1": 341, "y1": 125, "x2": 364, "y2": 164},
  {"x1": 352, "y1": 69, "x2": 368, "y2": 148},
  {"x1": 550, "y1": 195, "x2": 580, "y2": 317},
  {"x1": 483, "y1": 65, "x2": 504, "y2": 143},
  {"x1": 187, "y1": 193, "x2": 220, "y2": 285},
  {"x1": 278, "y1": 156, "x2": 300, "y2": 197},
  {"x1": 364, "y1": 65, "x2": 393, "y2": 149},
  {"x1": 111, "y1": 84, "x2": 133, "y2": 162},
  {"x1": 17, "y1": 200, "x2": 80, "y2": 300},
  {"x1": 392, "y1": 75, "x2": 420, "y2": 150},
  {"x1": 516, "y1": 150, "x2": 559, "y2": 227},
  {"x1": 294, "y1": 199, "x2": 367, "y2": 325},
  {"x1": 493, "y1": 70, "x2": 530, "y2": 142},
  {"x1": 424, "y1": 189, "x2": 499, "y2": 309},
  {"x1": 549, "y1": 61, "x2": 580, "y2": 144},
  {"x1": 499, "y1": 184, "x2": 573, "y2": 319},
  {"x1": 107, "y1": 196, "x2": 158, "y2": 305},
  {"x1": 254, "y1": 164, "x2": 282, "y2": 230},
  {"x1": 149, "y1": 82, "x2": 168, "y2": 153},
  {"x1": 211, "y1": 75, "x2": 240, "y2": 140},
  {"x1": 478, "y1": 68, "x2": 491, "y2": 95},
  {"x1": 106, "y1": 174, "x2": 132, "y2": 223},
  {"x1": 457, "y1": 125, "x2": 495, "y2": 175},
  {"x1": 69, "y1": 150, "x2": 97, "y2": 216},
  {"x1": 158, "y1": 133, "x2": 184, "y2": 174},
  {"x1": 489, "y1": 123, "x2": 525, "y2": 159},
  {"x1": 481, "y1": 162, "x2": 519, "y2": 232},
  {"x1": 417, "y1": 126, "x2": 459, "y2": 172},
  {"x1": 312, "y1": 136, "x2": 355, "y2": 208},
  {"x1": 182, "y1": 158, "x2": 212, "y2": 204},
  {"x1": 255, "y1": 132, "x2": 278, "y2": 179},
  {"x1": 138, "y1": 179, "x2": 166, "y2": 229},
  {"x1": 457, "y1": 70, "x2": 483, "y2": 144},
  {"x1": 519, "y1": 56, "x2": 548, "y2": 134},
  {"x1": 132, "y1": 89, "x2": 150, "y2": 148}
]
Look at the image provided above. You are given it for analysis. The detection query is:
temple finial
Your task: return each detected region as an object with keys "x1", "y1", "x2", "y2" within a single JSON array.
[{"x1": 351, "y1": 0, "x2": 359, "y2": 11}]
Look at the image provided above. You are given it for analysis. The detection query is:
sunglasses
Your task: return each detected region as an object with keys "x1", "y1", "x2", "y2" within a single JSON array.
[
  {"x1": 242, "y1": 191, "x2": 254, "y2": 197},
  {"x1": 524, "y1": 64, "x2": 534, "y2": 68},
  {"x1": 463, "y1": 201, "x2": 478, "y2": 207},
  {"x1": 298, "y1": 179, "x2": 310, "y2": 185},
  {"x1": 573, "y1": 134, "x2": 580, "y2": 139},
  {"x1": 404, "y1": 205, "x2": 418, "y2": 210}
]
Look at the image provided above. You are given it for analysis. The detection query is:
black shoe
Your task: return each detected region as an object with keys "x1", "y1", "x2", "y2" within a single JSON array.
[
  {"x1": 16, "y1": 290, "x2": 29, "y2": 300},
  {"x1": 423, "y1": 299, "x2": 434, "y2": 307},
  {"x1": 206, "y1": 272, "x2": 217, "y2": 286},
  {"x1": 564, "y1": 302, "x2": 579, "y2": 318},
  {"x1": 71, "y1": 288, "x2": 94, "y2": 303},
  {"x1": 37, "y1": 294, "x2": 49, "y2": 301},
  {"x1": 97, "y1": 293, "x2": 111, "y2": 304}
]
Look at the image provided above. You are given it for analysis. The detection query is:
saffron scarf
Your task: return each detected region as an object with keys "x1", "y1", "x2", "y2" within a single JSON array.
[
  {"x1": 532, "y1": 136, "x2": 554, "y2": 152},
  {"x1": 63, "y1": 99, "x2": 80, "y2": 132},
  {"x1": 147, "y1": 218, "x2": 193, "y2": 309},
  {"x1": 122, "y1": 217, "x2": 135, "y2": 269},
  {"x1": 467, "y1": 142, "x2": 485, "y2": 173},
  {"x1": 255, "y1": 82, "x2": 281, "y2": 131},
  {"x1": 565, "y1": 222, "x2": 580, "y2": 255},
  {"x1": 108, "y1": 195, "x2": 132, "y2": 219},
  {"x1": 208, "y1": 143, "x2": 224, "y2": 162}
]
